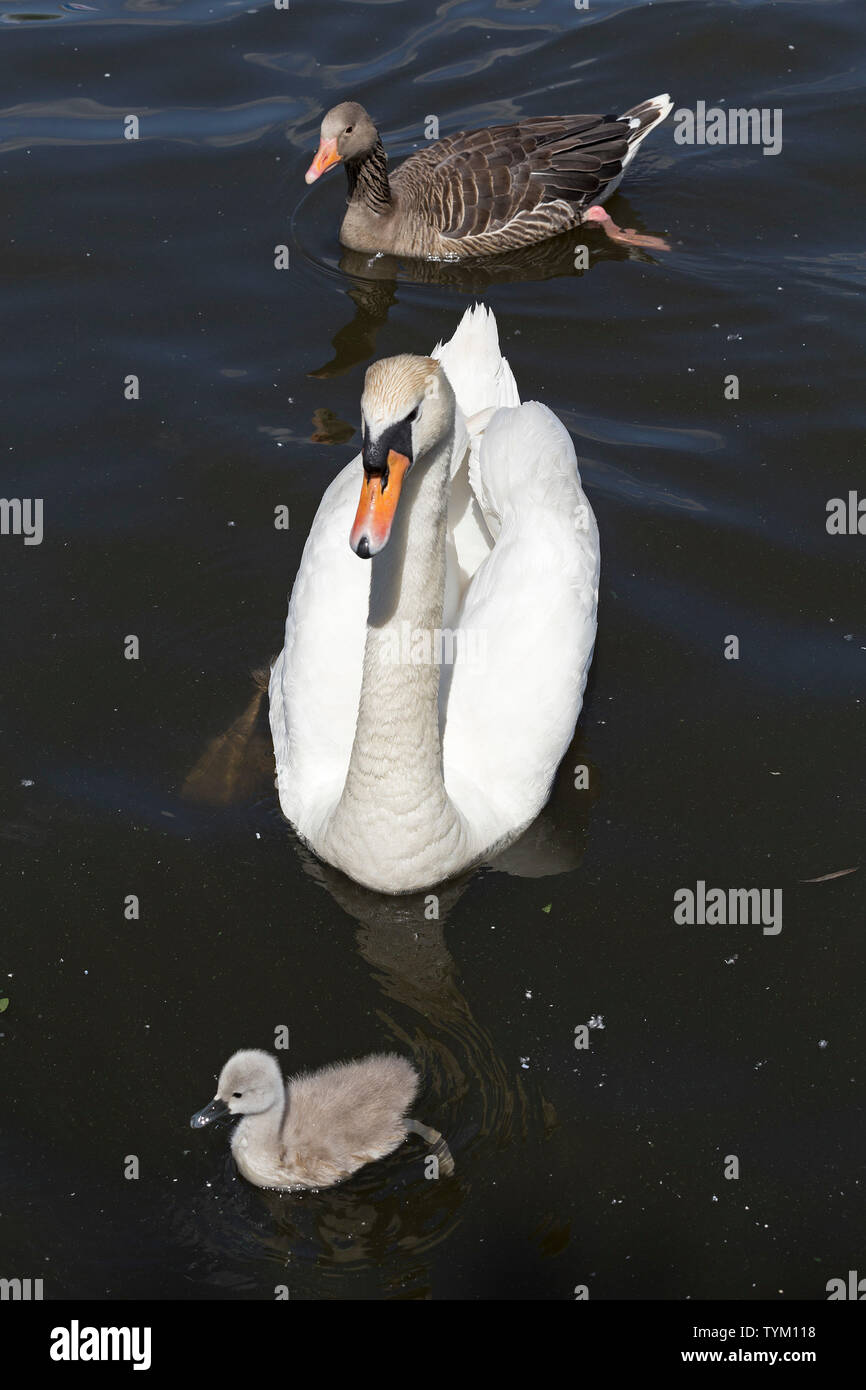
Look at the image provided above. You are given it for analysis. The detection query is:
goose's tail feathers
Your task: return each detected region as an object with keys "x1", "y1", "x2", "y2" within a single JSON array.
[
  {"x1": 621, "y1": 93, "x2": 673, "y2": 135},
  {"x1": 619, "y1": 93, "x2": 673, "y2": 155}
]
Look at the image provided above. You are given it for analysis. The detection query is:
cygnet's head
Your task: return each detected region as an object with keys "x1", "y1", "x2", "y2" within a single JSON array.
[
  {"x1": 305, "y1": 101, "x2": 379, "y2": 185},
  {"x1": 190, "y1": 1050, "x2": 284, "y2": 1129},
  {"x1": 351, "y1": 355, "x2": 455, "y2": 559}
]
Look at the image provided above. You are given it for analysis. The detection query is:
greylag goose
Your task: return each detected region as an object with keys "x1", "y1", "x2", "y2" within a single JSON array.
[
  {"x1": 191, "y1": 1050, "x2": 454, "y2": 1190},
  {"x1": 305, "y1": 96, "x2": 673, "y2": 259}
]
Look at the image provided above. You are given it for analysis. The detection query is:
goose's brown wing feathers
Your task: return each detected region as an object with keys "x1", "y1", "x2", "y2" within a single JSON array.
[{"x1": 391, "y1": 115, "x2": 632, "y2": 241}]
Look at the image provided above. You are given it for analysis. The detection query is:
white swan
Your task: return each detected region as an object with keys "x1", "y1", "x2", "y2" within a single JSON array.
[{"x1": 269, "y1": 306, "x2": 599, "y2": 894}]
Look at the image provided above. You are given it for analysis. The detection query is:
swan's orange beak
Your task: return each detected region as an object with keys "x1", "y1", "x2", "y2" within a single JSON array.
[
  {"x1": 350, "y1": 450, "x2": 410, "y2": 559},
  {"x1": 305, "y1": 136, "x2": 341, "y2": 185}
]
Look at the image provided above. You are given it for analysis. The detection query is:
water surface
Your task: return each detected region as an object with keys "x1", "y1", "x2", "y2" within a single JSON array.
[{"x1": 2, "y1": 0, "x2": 864, "y2": 1300}]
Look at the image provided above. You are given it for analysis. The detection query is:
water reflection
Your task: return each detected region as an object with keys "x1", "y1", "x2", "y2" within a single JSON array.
[{"x1": 307, "y1": 200, "x2": 664, "y2": 378}]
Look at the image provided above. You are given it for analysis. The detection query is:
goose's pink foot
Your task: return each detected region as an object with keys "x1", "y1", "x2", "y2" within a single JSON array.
[{"x1": 584, "y1": 205, "x2": 670, "y2": 252}]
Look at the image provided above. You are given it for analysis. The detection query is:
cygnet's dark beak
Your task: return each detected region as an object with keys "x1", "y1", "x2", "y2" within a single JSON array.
[{"x1": 190, "y1": 1097, "x2": 229, "y2": 1129}]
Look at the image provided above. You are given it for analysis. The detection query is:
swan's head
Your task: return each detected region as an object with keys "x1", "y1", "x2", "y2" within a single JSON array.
[
  {"x1": 305, "y1": 101, "x2": 378, "y2": 184},
  {"x1": 351, "y1": 354, "x2": 454, "y2": 558},
  {"x1": 190, "y1": 1050, "x2": 284, "y2": 1128}
]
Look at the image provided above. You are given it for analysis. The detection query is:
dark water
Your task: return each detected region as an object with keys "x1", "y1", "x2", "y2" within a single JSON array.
[{"x1": 2, "y1": 0, "x2": 864, "y2": 1301}]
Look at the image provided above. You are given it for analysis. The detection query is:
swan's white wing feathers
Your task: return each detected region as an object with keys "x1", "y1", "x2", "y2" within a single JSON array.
[
  {"x1": 269, "y1": 456, "x2": 368, "y2": 837},
  {"x1": 432, "y1": 303, "x2": 520, "y2": 424},
  {"x1": 439, "y1": 305, "x2": 519, "y2": 624},
  {"x1": 443, "y1": 402, "x2": 599, "y2": 845}
]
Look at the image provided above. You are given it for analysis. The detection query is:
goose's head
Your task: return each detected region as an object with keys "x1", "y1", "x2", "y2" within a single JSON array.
[
  {"x1": 190, "y1": 1050, "x2": 284, "y2": 1128},
  {"x1": 305, "y1": 101, "x2": 379, "y2": 184},
  {"x1": 351, "y1": 354, "x2": 455, "y2": 559}
]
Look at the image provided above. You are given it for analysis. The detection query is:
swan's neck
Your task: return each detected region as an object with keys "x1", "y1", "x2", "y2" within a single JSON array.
[
  {"x1": 234, "y1": 1095, "x2": 285, "y2": 1154},
  {"x1": 328, "y1": 433, "x2": 468, "y2": 888},
  {"x1": 345, "y1": 138, "x2": 392, "y2": 215}
]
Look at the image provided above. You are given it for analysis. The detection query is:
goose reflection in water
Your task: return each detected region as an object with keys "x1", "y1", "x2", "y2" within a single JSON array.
[{"x1": 308, "y1": 207, "x2": 669, "y2": 381}]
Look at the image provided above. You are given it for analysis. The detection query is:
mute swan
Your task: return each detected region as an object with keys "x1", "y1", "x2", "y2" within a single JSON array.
[
  {"x1": 269, "y1": 305, "x2": 599, "y2": 894},
  {"x1": 190, "y1": 1050, "x2": 453, "y2": 1189},
  {"x1": 304, "y1": 97, "x2": 672, "y2": 258}
]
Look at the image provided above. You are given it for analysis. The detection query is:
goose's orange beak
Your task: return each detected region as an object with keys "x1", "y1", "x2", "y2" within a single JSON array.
[
  {"x1": 350, "y1": 450, "x2": 410, "y2": 559},
  {"x1": 305, "y1": 136, "x2": 341, "y2": 185}
]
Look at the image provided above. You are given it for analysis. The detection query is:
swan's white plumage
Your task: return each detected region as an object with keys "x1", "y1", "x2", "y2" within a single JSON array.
[
  {"x1": 269, "y1": 306, "x2": 599, "y2": 891},
  {"x1": 433, "y1": 306, "x2": 520, "y2": 629},
  {"x1": 442, "y1": 402, "x2": 599, "y2": 845},
  {"x1": 269, "y1": 459, "x2": 367, "y2": 845}
]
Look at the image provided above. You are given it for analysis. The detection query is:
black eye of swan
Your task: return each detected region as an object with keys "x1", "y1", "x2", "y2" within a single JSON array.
[
  {"x1": 232, "y1": 1091, "x2": 242, "y2": 1098},
  {"x1": 345, "y1": 125, "x2": 354, "y2": 134},
  {"x1": 408, "y1": 406, "x2": 419, "y2": 423}
]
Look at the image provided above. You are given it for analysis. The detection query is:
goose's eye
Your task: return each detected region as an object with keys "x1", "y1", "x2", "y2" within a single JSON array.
[{"x1": 232, "y1": 1091, "x2": 242, "y2": 1098}]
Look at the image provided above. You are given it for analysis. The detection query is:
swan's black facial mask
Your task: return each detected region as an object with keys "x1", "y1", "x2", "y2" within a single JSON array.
[
  {"x1": 360, "y1": 415, "x2": 413, "y2": 477},
  {"x1": 350, "y1": 414, "x2": 415, "y2": 559}
]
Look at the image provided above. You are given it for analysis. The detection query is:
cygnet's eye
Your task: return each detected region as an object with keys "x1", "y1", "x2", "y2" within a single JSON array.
[
  {"x1": 345, "y1": 125, "x2": 354, "y2": 134},
  {"x1": 232, "y1": 1091, "x2": 242, "y2": 1098}
]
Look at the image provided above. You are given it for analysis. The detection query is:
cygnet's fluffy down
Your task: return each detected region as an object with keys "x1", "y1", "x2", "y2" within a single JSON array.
[{"x1": 191, "y1": 1049, "x2": 454, "y2": 1189}]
